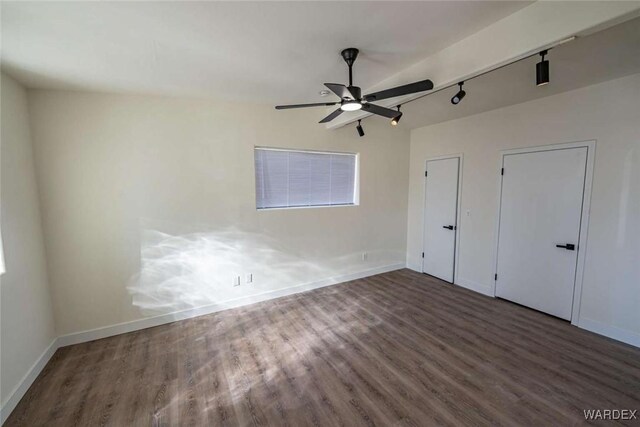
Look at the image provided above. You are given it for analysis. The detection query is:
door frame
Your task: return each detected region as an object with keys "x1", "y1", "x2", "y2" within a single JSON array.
[
  {"x1": 491, "y1": 140, "x2": 596, "y2": 325},
  {"x1": 422, "y1": 154, "x2": 464, "y2": 284}
]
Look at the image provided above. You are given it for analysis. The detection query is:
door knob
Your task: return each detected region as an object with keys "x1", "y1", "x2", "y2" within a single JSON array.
[
  {"x1": 442, "y1": 225, "x2": 455, "y2": 230},
  {"x1": 555, "y1": 243, "x2": 576, "y2": 251}
]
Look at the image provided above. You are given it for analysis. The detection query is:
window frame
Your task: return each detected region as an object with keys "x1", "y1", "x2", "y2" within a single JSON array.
[{"x1": 254, "y1": 146, "x2": 360, "y2": 211}]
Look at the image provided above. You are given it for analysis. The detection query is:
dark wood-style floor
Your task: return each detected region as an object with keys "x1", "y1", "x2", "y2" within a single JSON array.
[{"x1": 6, "y1": 269, "x2": 640, "y2": 426}]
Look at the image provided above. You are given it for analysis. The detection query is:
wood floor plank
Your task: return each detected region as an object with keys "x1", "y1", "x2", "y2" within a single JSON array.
[{"x1": 5, "y1": 269, "x2": 640, "y2": 426}]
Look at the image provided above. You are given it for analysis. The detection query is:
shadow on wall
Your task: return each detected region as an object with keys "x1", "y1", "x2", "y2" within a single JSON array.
[{"x1": 127, "y1": 219, "x2": 400, "y2": 316}]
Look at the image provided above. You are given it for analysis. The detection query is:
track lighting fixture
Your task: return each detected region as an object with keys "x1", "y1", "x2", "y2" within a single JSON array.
[
  {"x1": 536, "y1": 50, "x2": 549, "y2": 86},
  {"x1": 391, "y1": 106, "x2": 402, "y2": 126},
  {"x1": 451, "y1": 82, "x2": 466, "y2": 105},
  {"x1": 356, "y1": 119, "x2": 365, "y2": 137}
]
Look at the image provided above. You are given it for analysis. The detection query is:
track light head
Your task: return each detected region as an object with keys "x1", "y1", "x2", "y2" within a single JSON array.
[
  {"x1": 451, "y1": 82, "x2": 466, "y2": 105},
  {"x1": 356, "y1": 120, "x2": 365, "y2": 137},
  {"x1": 391, "y1": 106, "x2": 402, "y2": 126},
  {"x1": 536, "y1": 50, "x2": 549, "y2": 86}
]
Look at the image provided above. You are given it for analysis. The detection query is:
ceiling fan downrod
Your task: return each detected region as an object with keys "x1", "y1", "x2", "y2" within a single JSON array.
[{"x1": 341, "y1": 48, "x2": 359, "y2": 87}]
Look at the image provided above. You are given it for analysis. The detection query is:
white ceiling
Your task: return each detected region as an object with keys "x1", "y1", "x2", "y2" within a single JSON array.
[
  {"x1": 1, "y1": 1, "x2": 531, "y2": 104},
  {"x1": 397, "y1": 16, "x2": 640, "y2": 130}
]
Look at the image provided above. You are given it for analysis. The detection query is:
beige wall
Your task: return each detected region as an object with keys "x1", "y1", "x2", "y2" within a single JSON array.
[
  {"x1": 0, "y1": 74, "x2": 56, "y2": 410},
  {"x1": 407, "y1": 73, "x2": 640, "y2": 345},
  {"x1": 27, "y1": 90, "x2": 411, "y2": 335}
]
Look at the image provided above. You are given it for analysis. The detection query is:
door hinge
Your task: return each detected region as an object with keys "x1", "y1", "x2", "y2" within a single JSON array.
[
  {"x1": 422, "y1": 252, "x2": 424, "y2": 258},
  {"x1": 425, "y1": 171, "x2": 428, "y2": 177},
  {"x1": 494, "y1": 273, "x2": 498, "y2": 281},
  {"x1": 501, "y1": 168, "x2": 504, "y2": 175}
]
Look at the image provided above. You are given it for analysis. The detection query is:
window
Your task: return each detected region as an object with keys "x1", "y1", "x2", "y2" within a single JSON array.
[
  {"x1": 0, "y1": 229, "x2": 4, "y2": 275},
  {"x1": 254, "y1": 147, "x2": 358, "y2": 209}
]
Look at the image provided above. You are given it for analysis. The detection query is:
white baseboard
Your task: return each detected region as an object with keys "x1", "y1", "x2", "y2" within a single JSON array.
[
  {"x1": 405, "y1": 261, "x2": 422, "y2": 273},
  {"x1": 407, "y1": 264, "x2": 423, "y2": 274},
  {"x1": 578, "y1": 317, "x2": 640, "y2": 348},
  {"x1": 57, "y1": 263, "x2": 405, "y2": 348},
  {"x1": 0, "y1": 338, "x2": 58, "y2": 425},
  {"x1": 454, "y1": 278, "x2": 495, "y2": 297}
]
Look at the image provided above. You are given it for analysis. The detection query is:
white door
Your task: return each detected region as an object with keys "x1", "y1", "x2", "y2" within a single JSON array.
[
  {"x1": 496, "y1": 147, "x2": 587, "y2": 320},
  {"x1": 423, "y1": 157, "x2": 459, "y2": 283}
]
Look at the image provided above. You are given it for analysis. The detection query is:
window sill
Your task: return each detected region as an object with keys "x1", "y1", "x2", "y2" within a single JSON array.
[{"x1": 257, "y1": 204, "x2": 358, "y2": 211}]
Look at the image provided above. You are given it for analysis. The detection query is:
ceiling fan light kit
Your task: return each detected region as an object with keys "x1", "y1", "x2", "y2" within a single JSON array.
[
  {"x1": 341, "y1": 101, "x2": 362, "y2": 112},
  {"x1": 275, "y1": 47, "x2": 434, "y2": 131}
]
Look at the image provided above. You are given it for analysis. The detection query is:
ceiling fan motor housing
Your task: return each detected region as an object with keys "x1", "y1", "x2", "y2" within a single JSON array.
[{"x1": 345, "y1": 86, "x2": 361, "y2": 101}]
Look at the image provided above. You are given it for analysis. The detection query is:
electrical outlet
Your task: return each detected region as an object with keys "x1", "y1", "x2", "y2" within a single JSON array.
[
  {"x1": 233, "y1": 276, "x2": 241, "y2": 287},
  {"x1": 246, "y1": 273, "x2": 253, "y2": 284}
]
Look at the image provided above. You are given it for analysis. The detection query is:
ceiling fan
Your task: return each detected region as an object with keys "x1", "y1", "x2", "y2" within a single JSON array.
[{"x1": 275, "y1": 48, "x2": 433, "y2": 124}]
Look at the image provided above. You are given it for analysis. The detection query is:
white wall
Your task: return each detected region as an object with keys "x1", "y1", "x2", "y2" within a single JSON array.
[
  {"x1": 407, "y1": 73, "x2": 640, "y2": 346},
  {"x1": 27, "y1": 90, "x2": 410, "y2": 336},
  {"x1": 0, "y1": 74, "x2": 56, "y2": 416}
]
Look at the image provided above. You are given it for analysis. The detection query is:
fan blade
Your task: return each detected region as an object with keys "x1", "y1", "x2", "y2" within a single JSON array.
[
  {"x1": 362, "y1": 103, "x2": 399, "y2": 119},
  {"x1": 324, "y1": 83, "x2": 356, "y2": 100},
  {"x1": 276, "y1": 102, "x2": 338, "y2": 110},
  {"x1": 363, "y1": 79, "x2": 433, "y2": 102},
  {"x1": 319, "y1": 107, "x2": 344, "y2": 123}
]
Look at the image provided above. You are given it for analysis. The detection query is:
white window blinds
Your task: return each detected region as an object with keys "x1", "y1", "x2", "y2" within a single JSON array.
[{"x1": 255, "y1": 148, "x2": 357, "y2": 209}]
